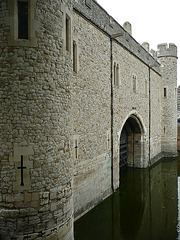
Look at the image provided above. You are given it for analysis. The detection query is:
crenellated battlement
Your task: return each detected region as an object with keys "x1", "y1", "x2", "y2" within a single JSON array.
[
  {"x1": 73, "y1": 0, "x2": 161, "y2": 73},
  {"x1": 142, "y1": 42, "x2": 150, "y2": 52},
  {"x1": 157, "y1": 43, "x2": 178, "y2": 58},
  {"x1": 123, "y1": 22, "x2": 132, "y2": 36}
]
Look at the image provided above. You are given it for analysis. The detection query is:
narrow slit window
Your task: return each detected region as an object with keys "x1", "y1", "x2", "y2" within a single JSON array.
[
  {"x1": 74, "y1": 138, "x2": 79, "y2": 160},
  {"x1": 66, "y1": 15, "x2": 71, "y2": 52},
  {"x1": 107, "y1": 133, "x2": 110, "y2": 150},
  {"x1": 145, "y1": 80, "x2": 148, "y2": 97},
  {"x1": 114, "y1": 63, "x2": 116, "y2": 85},
  {"x1": 164, "y1": 88, "x2": 167, "y2": 98},
  {"x1": 75, "y1": 139, "x2": 78, "y2": 159},
  {"x1": 175, "y1": 88, "x2": 177, "y2": 98},
  {"x1": 133, "y1": 76, "x2": 136, "y2": 93},
  {"x1": 73, "y1": 41, "x2": 77, "y2": 73},
  {"x1": 106, "y1": 130, "x2": 111, "y2": 150},
  {"x1": 116, "y1": 64, "x2": 119, "y2": 86},
  {"x1": 18, "y1": 1, "x2": 28, "y2": 39}
]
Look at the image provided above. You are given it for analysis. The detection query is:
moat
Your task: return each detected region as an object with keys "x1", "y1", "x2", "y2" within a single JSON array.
[{"x1": 74, "y1": 154, "x2": 180, "y2": 240}]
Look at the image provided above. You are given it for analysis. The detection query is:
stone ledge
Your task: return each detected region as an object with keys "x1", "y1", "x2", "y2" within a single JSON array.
[{"x1": 0, "y1": 207, "x2": 38, "y2": 217}]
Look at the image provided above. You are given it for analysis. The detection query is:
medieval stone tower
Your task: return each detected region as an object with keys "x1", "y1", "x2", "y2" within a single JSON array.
[
  {"x1": 0, "y1": 0, "x2": 74, "y2": 239},
  {"x1": 0, "y1": 0, "x2": 178, "y2": 239},
  {"x1": 157, "y1": 43, "x2": 178, "y2": 155}
]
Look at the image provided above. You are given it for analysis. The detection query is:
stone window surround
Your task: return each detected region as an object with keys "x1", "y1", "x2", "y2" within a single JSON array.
[
  {"x1": 73, "y1": 40, "x2": 79, "y2": 73},
  {"x1": 66, "y1": 14, "x2": 71, "y2": 52},
  {"x1": 6, "y1": 0, "x2": 37, "y2": 47},
  {"x1": 133, "y1": 75, "x2": 137, "y2": 93},
  {"x1": 145, "y1": 80, "x2": 148, "y2": 97},
  {"x1": 61, "y1": 3, "x2": 72, "y2": 55},
  {"x1": 175, "y1": 88, "x2": 177, "y2": 98},
  {"x1": 114, "y1": 62, "x2": 116, "y2": 85},
  {"x1": 116, "y1": 64, "x2": 120, "y2": 86},
  {"x1": 113, "y1": 62, "x2": 120, "y2": 87}
]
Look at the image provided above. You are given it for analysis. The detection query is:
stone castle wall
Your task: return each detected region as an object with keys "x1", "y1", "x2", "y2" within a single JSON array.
[
  {"x1": 157, "y1": 44, "x2": 178, "y2": 155},
  {"x1": 72, "y1": 2, "x2": 165, "y2": 218},
  {"x1": 0, "y1": 0, "x2": 178, "y2": 239},
  {"x1": 0, "y1": 0, "x2": 73, "y2": 239},
  {"x1": 72, "y1": 12, "x2": 112, "y2": 219}
]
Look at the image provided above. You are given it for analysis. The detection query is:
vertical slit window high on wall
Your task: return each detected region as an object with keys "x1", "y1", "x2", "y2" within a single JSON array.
[
  {"x1": 133, "y1": 76, "x2": 136, "y2": 93},
  {"x1": 66, "y1": 15, "x2": 70, "y2": 52},
  {"x1": 164, "y1": 88, "x2": 167, "y2": 98},
  {"x1": 73, "y1": 41, "x2": 77, "y2": 73},
  {"x1": 114, "y1": 63, "x2": 116, "y2": 85},
  {"x1": 145, "y1": 80, "x2": 148, "y2": 97},
  {"x1": 18, "y1": 1, "x2": 28, "y2": 39},
  {"x1": 116, "y1": 64, "x2": 119, "y2": 86},
  {"x1": 74, "y1": 138, "x2": 79, "y2": 160}
]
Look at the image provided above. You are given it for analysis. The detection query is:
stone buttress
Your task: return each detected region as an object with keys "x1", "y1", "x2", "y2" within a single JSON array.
[{"x1": 0, "y1": 0, "x2": 74, "y2": 239}]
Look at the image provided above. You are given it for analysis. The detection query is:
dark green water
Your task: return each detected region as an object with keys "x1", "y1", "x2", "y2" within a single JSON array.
[{"x1": 74, "y1": 156, "x2": 180, "y2": 240}]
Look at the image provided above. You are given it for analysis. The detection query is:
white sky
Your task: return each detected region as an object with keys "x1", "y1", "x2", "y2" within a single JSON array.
[{"x1": 97, "y1": 0, "x2": 179, "y2": 85}]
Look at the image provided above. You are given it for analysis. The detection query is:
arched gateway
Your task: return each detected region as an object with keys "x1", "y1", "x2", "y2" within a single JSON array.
[{"x1": 120, "y1": 115, "x2": 145, "y2": 168}]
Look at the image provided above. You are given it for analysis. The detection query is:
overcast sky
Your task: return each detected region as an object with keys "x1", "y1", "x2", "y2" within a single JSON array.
[{"x1": 97, "y1": 0, "x2": 179, "y2": 85}]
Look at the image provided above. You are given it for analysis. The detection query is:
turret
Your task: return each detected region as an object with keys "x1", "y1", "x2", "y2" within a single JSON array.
[
  {"x1": 157, "y1": 43, "x2": 177, "y2": 58},
  {"x1": 157, "y1": 43, "x2": 178, "y2": 156},
  {"x1": 142, "y1": 42, "x2": 150, "y2": 52},
  {"x1": 123, "y1": 22, "x2": 132, "y2": 36},
  {"x1": 0, "y1": 0, "x2": 73, "y2": 239}
]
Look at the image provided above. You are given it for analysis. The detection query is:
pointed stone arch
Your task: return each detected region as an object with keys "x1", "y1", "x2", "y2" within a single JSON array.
[{"x1": 119, "y1": 114, "x2": 145, "y2": 169}]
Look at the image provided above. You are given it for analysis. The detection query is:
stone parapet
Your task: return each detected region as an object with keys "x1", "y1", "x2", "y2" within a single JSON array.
[
  {"x1": 73, "y1": 0, "x2": 161, "y2": 74},
  {"x1": 157, "y1": 43, "x2": 178, "y2": 58}
]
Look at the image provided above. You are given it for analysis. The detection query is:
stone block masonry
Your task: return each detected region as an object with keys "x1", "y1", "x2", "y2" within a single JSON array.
[
  {"x1": 72, "y1": 0, "x2": 177, "y2": 220},
  {"x1": 157, "y1": 43, "x2": 178, "y2": 156},
  {"x1": 0, "y1": 0, "x2": 178, "y2": 239},
  {"x1": 0, "y1": 0, "x2": 74, "y2": 239}
]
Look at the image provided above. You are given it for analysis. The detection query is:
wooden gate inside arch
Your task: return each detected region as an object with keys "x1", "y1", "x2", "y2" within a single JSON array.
[
  {"x1": 120, "y1": 128, "x2": 128, "y2": 168},
  {"x1": 119, "y1": 115, "x2": 144, "y2": 169}
]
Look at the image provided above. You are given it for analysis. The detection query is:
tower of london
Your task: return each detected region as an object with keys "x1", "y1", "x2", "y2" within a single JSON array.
[{"x1": 0, "y1": 0, "x2": 178, "y2": 239}]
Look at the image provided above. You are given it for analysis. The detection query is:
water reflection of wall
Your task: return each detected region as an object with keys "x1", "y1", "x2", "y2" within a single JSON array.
[
  {"x1": 177, "y1": 154, "x2": 180, "y2": 238},
  {"x1": 75, "y1": 159, "x2": 178, "y2": 240},
  {"x1": 150, "y1": 159, "x2": 178, "y2": 240},
  {"x1": 177, "y1": 178, "x2": 180, "y2": 237},
  {"x1": 119, "y1": 168, "x2": 147, "y2": 239},
  {"x1": 119, "y1": 159, "x2": 178, "y2": 240}
]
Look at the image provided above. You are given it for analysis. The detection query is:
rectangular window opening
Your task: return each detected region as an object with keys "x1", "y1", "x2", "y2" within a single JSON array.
[
  {"x1": 66, "y1": 15, "x2": 70, "y2": 52},
  {"x1": 133, "y1": 76, "x2": 136, "y2": 93},
  {"x1": 114, "y1": 63, "x2": 116, "y2": 85},
  {"x1": 175, "y1": 88, "x2": 177, "y2": 98},
  {"x1": 73, "y1": 41, "x2": 77, "y2": 73},
  {"x1": 164, "y1": 88, "x2": 167, "y2": 98},
  {"x1": 116, "y1": 64, "x2": 119, "y2": 86},
  {"x1": 18, "y1": 1, "x2": 29, "y2": 39},
  {"x1": 145, "y1": 81, "x2": 148, "y2": 97}
]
